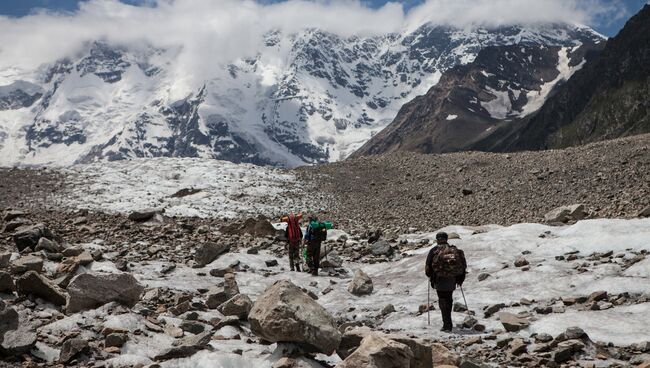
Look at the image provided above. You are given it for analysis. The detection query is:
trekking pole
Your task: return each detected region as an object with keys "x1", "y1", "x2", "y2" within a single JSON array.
[
  {"x1": 460, "y1": 285, "x2": 469, "y2": 313},
  {"x1": 427, "y1": 282, "x2": 431, "y2": 326}
]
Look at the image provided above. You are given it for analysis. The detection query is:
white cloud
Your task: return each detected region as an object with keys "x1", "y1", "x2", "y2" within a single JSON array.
[{"x1": 0, "y1": 0, "x2": 623, "y2": 72}]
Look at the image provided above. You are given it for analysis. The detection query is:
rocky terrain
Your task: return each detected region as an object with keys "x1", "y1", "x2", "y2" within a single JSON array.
[{"x1": 1, "y1": 132, "x2": 650, "y2": 367}]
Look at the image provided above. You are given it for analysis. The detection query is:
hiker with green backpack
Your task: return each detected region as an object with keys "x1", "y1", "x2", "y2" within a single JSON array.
[
  {"x1": 425, "y1": 232, "x2": 467, "y2": 332},
  {"x1": 303, "y1": 216, "x2": 332, "y2": 276}
]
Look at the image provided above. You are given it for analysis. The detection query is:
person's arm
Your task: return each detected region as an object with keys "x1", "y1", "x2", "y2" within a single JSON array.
[
  {"x1": 456, "y1": 249, "x2": 467, "y2": 286},
  {"x1": 425, "y1": 247, "x2": 436, "y2": 277}
]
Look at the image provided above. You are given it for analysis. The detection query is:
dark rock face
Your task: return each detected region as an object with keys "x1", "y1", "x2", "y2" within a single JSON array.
[
  {"x1": 353, "y1": 42, "x2": 602, "y2": 157},
  {"x1": 474, "y1": 5, "x2": 650, "y2": 152}
]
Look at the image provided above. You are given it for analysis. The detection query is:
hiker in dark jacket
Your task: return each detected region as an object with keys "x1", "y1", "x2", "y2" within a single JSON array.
[
  {"x1": 282, "y1": 213, "x2": 303, "y2": 272},
  {"x1": 303, "y1": 216, "x2": 322, "y2": 276},
  {"x1": 425, "y1": 231, "x2": 467, "y2": 332}
]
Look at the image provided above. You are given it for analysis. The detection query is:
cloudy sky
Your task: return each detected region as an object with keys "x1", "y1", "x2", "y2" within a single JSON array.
[
  {"x1": 0, "y1": 0, "x2": 647, "y2": 72},
  {"x1": 0, "y1": 0, "x2": 647, "y2": 35}
]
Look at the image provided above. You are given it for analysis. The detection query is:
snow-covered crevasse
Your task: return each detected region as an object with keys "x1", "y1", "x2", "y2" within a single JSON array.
[{"x1": 36, "y1": 218, "x2": 650, "y2": 367}]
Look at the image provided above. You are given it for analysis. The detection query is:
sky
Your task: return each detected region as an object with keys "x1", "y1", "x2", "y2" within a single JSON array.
[
  {"x1": 0, "y1": 0, "x2": 647, "y2": 37},
  {"x1": 0, "y1": 0, "x2": 648, "y2": 75}
]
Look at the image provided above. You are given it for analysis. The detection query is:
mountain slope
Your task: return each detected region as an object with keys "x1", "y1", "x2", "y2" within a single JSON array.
[
  {"x1": 0, "y1": 24, "x2": 601, "y2": 167},
  {"x1": 353, "y1": 42, "x2": 602, "y2": 156},
  {"x1": 470, "y1": 4, "x2": 650, "y2": 151}
]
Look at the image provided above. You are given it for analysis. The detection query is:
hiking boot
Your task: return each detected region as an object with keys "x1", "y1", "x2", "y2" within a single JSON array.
[
  {"x1": 440, "y1": 326, "x2": 452, "y2": 333},
  {"x1": 290, "y1": 267, "x2": 295, "y2": 271},
  {"x1": 295, "y1": 265, "x2": 301, "y2": 272}
]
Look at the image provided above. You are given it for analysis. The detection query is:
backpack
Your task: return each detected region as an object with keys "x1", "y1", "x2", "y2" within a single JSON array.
[
  {"x1": 309, "y1": 221, "x2": 328, "y2": 241},
  {"x1": 286, "y1": 214, "x2": 302, "y2": 244},
  {"x1": 431, "y1": 245, "x2": 465, "y2": 278}
]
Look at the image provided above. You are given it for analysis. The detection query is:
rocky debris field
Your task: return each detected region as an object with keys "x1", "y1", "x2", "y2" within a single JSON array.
[
  {"x1": 1, "y1": 203, "x2": 650, "y2": 367},
  {"x1": 299, "y1": 134, "x2": 650, "y2": 234}
]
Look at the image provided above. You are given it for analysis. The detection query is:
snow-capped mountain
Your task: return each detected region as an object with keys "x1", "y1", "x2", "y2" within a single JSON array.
[{"x1": 0, "y1": 24, "x2": 602, "y2": 167}]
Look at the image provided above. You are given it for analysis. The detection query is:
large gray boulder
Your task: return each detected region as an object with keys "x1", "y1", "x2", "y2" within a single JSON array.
[
  {"x1": 499, "y1": 312, "x2": 530, "y2": 332},
  {"x1": 336, "y1": 333, "x2": 413, "y2": 368},
  {"x1": 15, "y1": 271, "x2": 67, "y2": 305},
  {"x1": 10, "y1": 253, "x2": 43, "y2": 274},
  {"x1": 220, "y1": 294, "x2": 253, "y2": 320},
  {"x1": 195, "y1": 242, "x2": 230, "y2": 267},
  {"x1": 66, "y1": 272, "x2": 144, "y2": 313},
  {"x1": 249, "y1": 280, "x2": 341, "y2": 355},
  {"x1": 544, "y1": 204, "x2": 588, "y2": 223},
  {"x1": 0, "y1": 328, "x2": 37, "y2": 356},
  {"x1": 153, "y1": 331, "x2": 212, "y2": 361},
  {"x1": 370, "y1": 240, "x2": 393, "y2": 256},
  {"x1": 337, "y1": 327, "x2": 431, "y2": 368},
  {"x1": 0, "y1": 301, "x2": 19, "y2": 345},
  {"x1": 12, "y1": 223, "x2": 53, "y2": 252},
  {"x1": 348, "y1": 269, "x2": 373, "y2": 296}
]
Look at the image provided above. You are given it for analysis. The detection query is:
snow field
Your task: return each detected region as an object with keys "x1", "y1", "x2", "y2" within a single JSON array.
[{"x1": 57, "y1": 157, "x2": 309, "y2": 219}]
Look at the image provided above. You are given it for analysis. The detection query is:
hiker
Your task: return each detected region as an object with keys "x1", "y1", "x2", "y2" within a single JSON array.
[
  {"x1": 303, "y1": 216, "x2": 326, "y2": 276},
  {"x1": 425, "y1": 231, "x2": 467, "y2": 332},
  {"x1": 281, "y1": 213, "x2": 303, "y2": 272}
]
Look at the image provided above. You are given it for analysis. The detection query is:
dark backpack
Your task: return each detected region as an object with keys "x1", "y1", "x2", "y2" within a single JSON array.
[
  {"x1": 431, "y1": 245, "x2": 464, "y2": 278},
  {"x1": 309, "y1": 221, "x2": 327, "y2": 241}
]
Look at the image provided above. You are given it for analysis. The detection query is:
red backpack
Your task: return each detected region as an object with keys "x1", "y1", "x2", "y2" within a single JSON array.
[{"x1": 286, "y1": 214, "x2": 302, "y2": 244}]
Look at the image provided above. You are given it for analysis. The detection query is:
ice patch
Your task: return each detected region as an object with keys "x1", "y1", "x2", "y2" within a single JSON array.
[{"x1": 445, "y1": 114, "x2": 458, "y2": 121}]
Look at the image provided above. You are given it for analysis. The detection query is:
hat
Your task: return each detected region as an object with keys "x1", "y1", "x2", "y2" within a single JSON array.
[{"x1": 436, "y1": 232, "x2": 448, "y2": 241}]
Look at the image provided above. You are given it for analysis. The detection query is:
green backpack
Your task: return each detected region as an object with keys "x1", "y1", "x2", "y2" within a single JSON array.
[{"x1": 309, "y1": 221, "x2": 332, "y2": 241}]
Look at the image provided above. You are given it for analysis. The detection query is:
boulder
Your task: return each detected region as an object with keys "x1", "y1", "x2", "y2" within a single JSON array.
[
  {"x1": 220, "y1": 294, "x2": 253, "y2": 320},
  {"x1": 0, "y1": 252, "x2": 10, "y2": 268},
  {"x1": 320, "y1": 251, "x2": 343, "y2": 268},
  {"x1": 15, "y1": 271, "x2": 67, "y2": 305},
  {"x1": 3, "y1": 210, "x2": 26, "y2": 222},
  {"x1": 335, "y1": 333, "x2": 413, "y2": 368},
  {"x1": 388, "y1": 335, "x2": 433, "y2": 368},
  {"x1": 639, "y1": 206, "x2": 650, "y2": 218},
  {"x1": 206, "y1": 286, "x2": 230, "y2": 309},
  {"x1": 0, "y1": 301, "x2": 19, "y2": 345},
  {"x1": 348, "y1": 269, "x2": 373, "y2": 296},
  {"x1": 371, "y1": 240, "x2": 393, "y2": 256},
  {"x1": 59, "y1": 338, "x2": 89, "y2": 363},
  {"x1": 499, "y1": 312, "x2": 530, "y2": 332},
  {"x1": 514, "y1": 257, "x2": 529, "y2": 268},
  {"x1": 195, "y1": 242, "x2": 230, "y2": 267},
  {"x1": 0, "y1": 327, "x2": 36, "y2": 356},
  {"x1": 127, "y1": 208, "x2": 163, "y2": 222},
  {"x1": 2, "y1": 218, "x2": 30, "y2": 233},
  {"x1": 224, "y1": 272, "x2": 240, "y2": 296},
  {"x1": 35, "y1": 237, "x2": 62, "y2": 253},
  {"x1": 10, "y1": 254, "x2": 43, "y2": 274},
  {"x1": 66, "y1": 272, "x2": 144, "y2": 313},
  {"x1": 153, "y1": 331, "x2": 212, "y2": 361},
  {"x1": 249, "y1": 280, "x2": 341, "y2": 355},
  {"x1": 13, "y1": 223, "x2": 53, "y2": 252},
  {"x1": 337, "y1": 326, "x2": 372, "y2": 359},
  {"x1": 0, "y1": 271, "x2": 14, "y2": 293},
  {"x1": 431, "y1": 343, "x2": 460, "y2": 366},
  {"x1": 544, "y1": 204, "x2": 588, "y2": 223}
]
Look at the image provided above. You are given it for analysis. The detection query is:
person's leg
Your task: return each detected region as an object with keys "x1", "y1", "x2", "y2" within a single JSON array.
[
  {"x1": 292, "y1": 244, "x2": 300, "y2": 271},
  {"x1": 288, "y1": 243, "x2": 295, "y2": 271},
  {"x1": 437, "y1": 290, "x2": 453, "y2": 331},
  {"x1": 306, "y1": 241, "x2": 315, "y2": 273},
  {"x1": 312, "y1": 241, "x2": 321, "y2": 275}
]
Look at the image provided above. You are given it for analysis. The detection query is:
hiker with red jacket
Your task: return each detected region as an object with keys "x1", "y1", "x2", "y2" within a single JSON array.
[
  {"x1": 425, "y1": 232, "x2": 467, "y2": 332},
  {"x1": 281, "y1": 213, "x2": 303, "y2": 272}
]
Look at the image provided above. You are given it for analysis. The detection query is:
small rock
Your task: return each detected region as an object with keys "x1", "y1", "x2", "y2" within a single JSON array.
[
  {"x1": 59, "y1": 338, "x2": 89, "y2": 363},
  {"x1": 499, "y1": 312, "x2": 530, "y2": 332}
]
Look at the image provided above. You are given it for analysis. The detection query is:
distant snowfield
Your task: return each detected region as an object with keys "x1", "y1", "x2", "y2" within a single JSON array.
[
  {"x1": 57, "y1": 157, "x2": 310, "y2": 218},
  {"x1": 38, "y1": 217, "x2": 650, "y2": 367}
]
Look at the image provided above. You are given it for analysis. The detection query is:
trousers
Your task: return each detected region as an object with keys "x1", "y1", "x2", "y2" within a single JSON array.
[
  {"x1": 306, "y1": 240, "x2": 321, "y2": 275},
  {"x1": 437, "y1": 290, "x2": 454, "y2": 329},
  {"x1": 288, "y1": 242, "x2": 301, "y2": 271}
]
